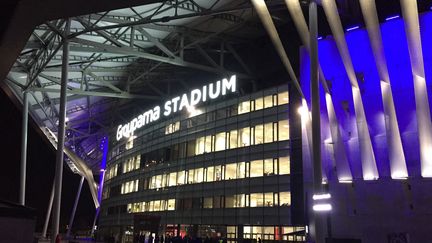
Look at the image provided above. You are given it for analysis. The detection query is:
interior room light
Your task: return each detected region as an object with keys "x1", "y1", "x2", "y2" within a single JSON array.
[
  {"x1": 313, "y1": 203, "x2": 332, "y2": 212},
  {"x1": 339, "y1": 179, "x2": 353, "y2": 184},
  {"x1": 364, "y1": 173, "x2": 378, "y2": 181}
]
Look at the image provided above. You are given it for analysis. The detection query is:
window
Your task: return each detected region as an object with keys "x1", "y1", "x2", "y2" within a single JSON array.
[
  {"x1": 194, "y1": 167, "x2": 204, "y2": 183},
  {"x1": 237, "y1": 162, "x2": 246, "y2": 179},
  {"x1": 264, "y1": 95, "x2": 273, "y2": 108},
  {"x1": 204, "y1": 135, "x2": 213, "y2": 153},
  {"x1": 229, "y1": 130, "x2": 238, "y2": 149},
  {"x1": 168, "y1": 199, "x2": 176, "y2": 210},
  {"x1": 234, "y1": 194, "x2": 246, "y2": 207},
  {"x1": 278, "y1": 91, "x2": 289, "y2": 105},
  {"x1": 279, "y1": 192, "x2": 291, "y2": 206},
  {"x1": 195, "y1": 137, "x2": 205, "y2": 155},
  {"x1": 254, "y1": 124, "x2": 264, "y2": 144},
  {"x1": 215, "y1": 132, "x2": 226, "y2": 151},
  {"x1": 215, "y1": 165, "x2": 223, "y2": 181},
  {"x1": 239, "y1": 127, "x2": 250, "y2": 147},
  {"x1": 264, "y1": 159, "x2": 274, "y2": 176},
  {"x1": 264, "y1": 192, "x2": 274, "y2": 207},
  {"x1": 126, "y1": 136, "x2": 134, "y2": 150},
  {"x1": 255, "y1": 97, "x2": 264, "y2": 110},
  {"x1": 279, "y1": 157, "x2": 290, "y2": 175},
  {"x1": 250, "y1": 193, "x2": 264, "y2": 207},
  {"x1": 203, "y1": 197, "x2": 213, "y2": 208},
  {"x1": 263, "y1": 123, "x2": 273, "y2": 143},
  {"x1": 177, "y1": 171, "x2": 185, "y2": 185},
  {"x1": 225, "y1": 195, "x2": 235, "y2": 208},
  {"x1": 165, "y1": 121, "x2": 180, "y2": 134},
  {"x1": 238, "y1": 101, "x2": 251, "y2": 114},
  {"x1": 188, "y1": 169, "x2": 195, "y2": 184},
  {"x1": 206, "y1": 166, "x2": 214, "y2": 182},
  {"x1": 169, "y1": 172, "x2": 177, "y2": 187},
  {"x1": 226, "y1": 163, "x2": 237, "y2": 180},
  {"x1": 121, "y1": 180, "x2": 139, "y2": 194},
  {"x1": 250, "y1": 160, "x2": 263, "y2": 177},
  {"x1": 278, "y1": 120, "x2": 290, "y2": 141}
]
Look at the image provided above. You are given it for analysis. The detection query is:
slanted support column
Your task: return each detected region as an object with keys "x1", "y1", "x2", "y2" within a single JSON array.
[
  {"x1": 400, "y1": 0, "x2": 432, "y2": 177},
  {"x1": 42, "y1": 179, "x2": 55, "y2": 239},
  {"x1": 51, "y1": 18, "x2": 70, "y2": 243},
  {"x1": 66, "y1": 176, "x2": 85, "y2": 238},
  {"x1": 19, "y1": 91, "x2": 29, "y2": 205}
]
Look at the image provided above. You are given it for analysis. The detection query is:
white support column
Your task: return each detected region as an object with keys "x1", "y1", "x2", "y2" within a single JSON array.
[
  {"x1": 321, "y1": 0, "x2": 379, "y2": 180},
  {"x1": 66, "y1": 176, "x2": 85, "y2": 238},
  {"x1": 285, "y1": 0, "x2": 352, "y2": 182},
  {"x1": 359, "y1": 0, "x2": 408, "y2": 179},
  {"x1": 19, "y1": 91, "x2": 29, "y2": 205},
  {"x1": 400, "y1": 0, "x2": 432, "y2": 177},
  {"x1": 52, "y1": 18, "x2": 70, "y2": 243}
]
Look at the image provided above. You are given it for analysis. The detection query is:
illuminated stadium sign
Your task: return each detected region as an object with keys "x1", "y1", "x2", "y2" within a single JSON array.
[{"x1": 116, "y1": 75, "x2": 237, "y2": 141}]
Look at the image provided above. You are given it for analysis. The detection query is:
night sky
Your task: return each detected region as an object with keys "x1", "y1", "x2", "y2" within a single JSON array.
[{"x1": 0, "y1": 88, "x2": 95, "y2": 234}]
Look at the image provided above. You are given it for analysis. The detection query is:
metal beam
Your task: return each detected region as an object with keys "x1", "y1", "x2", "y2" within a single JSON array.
[
  {"x1": 29, "y1": 87, "x2": 159, "y2": 99},
  {"x1": 70, "y1": 37, "x2": 250, "y2": 78}
]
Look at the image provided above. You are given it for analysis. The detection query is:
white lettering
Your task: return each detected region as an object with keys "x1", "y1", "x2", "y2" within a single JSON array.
[
  {"x1": 164, "y1": 101, "x2": 172, "y2": 116},
  {"x1": 116, "y1": 125, "x2": 123, "y2": 140},
  {"x1": 179, "y1": 94, "x2": 190, "y2": 111},
  {"x1": 171, "y1": 96, "x2": 180, "y2": 113},
  {"x1": 115, "y1": 75, "x2": 237, "y2": 141},
  {"x1": 190, "y1": 89, "x2": 202, "y2": 106},
  {"x1": 153, "y1": 106, "x2": 160, "y2": 121},
  {"x1": 209, "y1": 80, "x2": 221, "y2": 99},
  {"x1": 222, "y1": 75, "x2": 236, "y2": 95}
]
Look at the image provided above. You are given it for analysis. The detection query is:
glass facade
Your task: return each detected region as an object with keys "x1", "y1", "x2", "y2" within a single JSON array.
[{"x1": 100, "y1": 85, "x2": 304, "y2": 242}]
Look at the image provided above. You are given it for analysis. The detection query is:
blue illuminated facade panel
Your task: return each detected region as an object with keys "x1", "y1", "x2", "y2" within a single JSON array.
[{"x1": 300, "y1": 12, "x2": 432, "y2": 243}]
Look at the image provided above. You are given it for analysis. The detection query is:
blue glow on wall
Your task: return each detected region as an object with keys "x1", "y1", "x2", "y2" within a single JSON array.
[{"x1": 300, "y1": 12, "x2": 432, "y2": 179}]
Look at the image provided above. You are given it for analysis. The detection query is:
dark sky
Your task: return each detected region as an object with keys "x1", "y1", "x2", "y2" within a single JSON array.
[{"x1": 0, "y1": 87, "x2": 96, "y2": 233}]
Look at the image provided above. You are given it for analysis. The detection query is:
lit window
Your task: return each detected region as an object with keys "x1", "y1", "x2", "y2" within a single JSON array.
[
  {"x1": 237, "y1": 162, "x2": 246, "y2": 179},
  {"x1": 169, "y1": 172, "x2": 177, "y2": 187},
  {"x1": 255, "y1": 97, "x2": 264, "y2": 110},
  {"x1": 126, "y1": 136, "x2": 134, "y2": 150},
  {"x1": 204, "y1": 135, "x2": 213, "y2": 153},
  {"x1": 215, "y1": 132, "x2": 226, "y2": 151},
  {"x1": 239, "y1": 127, "x2": 250, "y2": 147},
  {"x1": 215, "y1": 165, "x2": 223, "y2": 181},
  {"x1": 229, "y1": 130, "x2": 238, "y2": 149},
  {"x1": 279, "y1": 192, "x2": 291, "y2": 206},
  {"x1": 177, "y1": 171, "x2": 185, "y2": 185},
  {"x1": 264, "y1": 192, "x2": 273, "y2": 207},
  {"x1": 254, "y1": 124, "x2": 264, "y2": 145},
  {"x1": 234, "y1": 194, "x2": 246, "y2": 207},
  {"x1": 226, "y1": 163, "x2": 237, "y2": 180},
  {"x1": 168, "y1": 199, "x2": 176, "y2": 211},
  {"x1": 238, "y1": 100, "x2": 251, "y2": 114},
  {"x1": 279, "y1": 157, "x2": 290, "y2": 175},
  {"x1": 206, "y1": 166, "x2": 214, "y2": 182},
  {"x1": 264, "y1": 95, "x2": 273, "y2": 108},
  {"x1": 194, "y1": 167, "x2": 204, "y2": 183},
  {"x1": 264, "y1": 123, "x2": 273, "y2": 143},
  {"x1": 165, "y1": 121, "x2": 180, "y2": 134},
  {"x1": 250, "y1": 160, "x2": 263, "y2": 177},
  {"x1": 278, "y1": 91, "x2": 289, "y2": 105},
  {"x1": 188, "y1": 169, "x2": 195, "y2": 184},
  {"x1": 250, "y1": 193, "x2": 264, "y2": 207},
  {"x1": 278, "y1": 120, "x2": 290, "y2": 141},
  {"x1": 203, "y1": 197, "x2": 213, "y2": 208},
  {"x1": 195, "y1": 137, "x2": 205, "y2": 155},
  {"x1": 264, "y1": 159, "x2": 274, "y2": 176}
]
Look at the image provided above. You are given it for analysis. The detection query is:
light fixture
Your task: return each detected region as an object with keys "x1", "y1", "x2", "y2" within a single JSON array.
[
  {"x1": 346, "y1": 25, "x2": 360, "y2": 32},
  {"x1": 317, "y1": 36, "x2": 323, "y2": 40},
  {"x1": 313, "y1": 203, "x2": 332, "y2": 212},
  {"x1": 385, "y1": 15, "x2": 399, "y2": 21},
  {"x1": 312, "y1": 193, "x2": 331, "y2": 200}
]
